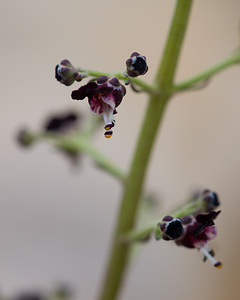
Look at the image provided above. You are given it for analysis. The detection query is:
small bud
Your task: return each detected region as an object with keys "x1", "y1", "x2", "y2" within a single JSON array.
[
  {"x1": 16, "y1": 129, "x2": 35, "y2": 147},
  {"x1": 126, "y1": 52, "x2": 148, "y2": 77},
  {"x1": 55, "y1": 59, "x2": 83, "y2": 86},
  {"x1": 202, "y1": 190, "x2": 220, "y2": 212}
]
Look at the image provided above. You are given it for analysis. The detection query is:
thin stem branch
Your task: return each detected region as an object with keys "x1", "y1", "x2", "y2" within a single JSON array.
[
  {"x1": 174, "y1": 50, "x2": 240, "y2": 91},
  {"x1": 44, "y1": 133, "x2": 126, "y2": 182},
  {"x1": 76, "y1": 68, "x2": 158, "y2": 95},
  {"x1": 98, "y1": 1, "x2": 193, "y2": 300}
]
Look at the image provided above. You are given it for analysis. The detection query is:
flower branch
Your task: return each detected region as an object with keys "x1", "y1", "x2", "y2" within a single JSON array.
[
  {"x1": 122, "y1": 190, "x2": 219, "y2": 243},
  {"x1": 75, "y1": 68, "x2": 158, "y2": 95},
  {"x1": 51, "y1": 133, "x2": 127, "y2": 182},
  {"x1": 123, "y1": 190, "x2": 222, "y2": 268},
  {"x1": 98, "y1": 1, "x2": 193, "y2": 299},
  {"x1": 174, "y1": 49, "x2": 240, "y2": 92},
  {"x1": 17, "y1": 114, "x2": 126, "y2": 183}
]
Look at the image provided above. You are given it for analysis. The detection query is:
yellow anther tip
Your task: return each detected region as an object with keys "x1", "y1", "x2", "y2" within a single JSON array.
[
  {"x1": 215, "y1": 262, "x2": 222, "y2": 269},
  {"x1": 104, "y1": 131, "x2": 113, "y2": 138}
]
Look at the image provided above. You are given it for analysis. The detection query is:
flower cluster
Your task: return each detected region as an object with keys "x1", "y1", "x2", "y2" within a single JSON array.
[
  {"x1": 159, "y1": 210, "x2": 222, "y2": 268},
  {"x1": 55, "y1": 53, "x2": 148, "y2": 138}
]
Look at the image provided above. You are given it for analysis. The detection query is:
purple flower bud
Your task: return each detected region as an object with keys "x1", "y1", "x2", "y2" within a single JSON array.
[
  {"x1": 126, "y1": 52, "x2": 148, "y2": 77},
  {"x1": 55, "y1": 59, "x2": 83, "y2": 86},
  {"x1": 202, "y1": 190, "x2": 220, "y2": 211}
]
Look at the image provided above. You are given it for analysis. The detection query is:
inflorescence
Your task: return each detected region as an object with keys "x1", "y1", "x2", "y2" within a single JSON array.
[
  {"x1": 159, "y1": 190, "x2": 222, "y2": 268},
  {"x1": 55, "y1": 52, "x2": 148, "y2": 138}
]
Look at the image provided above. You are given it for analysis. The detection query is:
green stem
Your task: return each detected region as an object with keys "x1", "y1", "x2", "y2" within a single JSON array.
[
  {"x1": 174, "y1": 50, "x2": 240, "y2": 91},
  {"x1": 98, "y1": 1, "x2": 193, "y2": 300},
  {"x1": 76, "y1": 68, "x2": 158, "y2": 95},
  {"x1": 44, "y1": 133, "x2": 126, "y2": 182}
]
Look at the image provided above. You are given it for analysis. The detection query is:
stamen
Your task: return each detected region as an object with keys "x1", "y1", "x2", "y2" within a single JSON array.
[
  {"x1": 104, "y1": 130, "x2": 113, "y2": 138},
  {"x1": 104, "y1": 120, "x2": 116, "y2": 131},
  {"x1": 102, "y1": 103, "x2": 114, "y2": 127},
  {"x1": 200, "y1": 246, "x2": 222, "y2": 268},
  {"x1": 104, "y1": 124, "x2": 113, "y2": 130},
  {"x1": 202, "y1": 245, "x2": 215, "y2": 262}
]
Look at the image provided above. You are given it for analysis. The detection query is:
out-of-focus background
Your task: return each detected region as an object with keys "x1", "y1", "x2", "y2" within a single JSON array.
[{"x1": 1, "y1": 0, "x2": 240, "y2": 299}]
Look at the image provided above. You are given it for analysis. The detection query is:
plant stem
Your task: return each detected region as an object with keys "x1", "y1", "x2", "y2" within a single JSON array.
[
  {"x1": 45, "y1": 133, "x2": 126, "y2": 182},
  {"x1": 98, "y1": 1, "x2": 193, "y2": 300},
  {"x1": 174, "y1": 50, "x2": 240, "y2": 91},
  {"x1": 76, "y1": 68, "x2": 158, "y2": 95}
]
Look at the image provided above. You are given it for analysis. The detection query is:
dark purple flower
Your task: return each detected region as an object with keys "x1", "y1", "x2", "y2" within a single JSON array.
[
  {"x1": 71, "y1": 76, "x2": 126, "y2": 138},
  {"x1": 15, "y1": 293, "x2": 43, "y2": 300},
  {"x1": 126, "y1": 52, "x2": 148, "y2": 77},
  {"x1": 55, "y1": 59, "x2": 83, "y2": 86},
  {"x1": 160, "y1": 211, "x2": 222, "y2": 268},
  {"x1": 44, "y1": 112, "x2": 80, "y2": 133}
]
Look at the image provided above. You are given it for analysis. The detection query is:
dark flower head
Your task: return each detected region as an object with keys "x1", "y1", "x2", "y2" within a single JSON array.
[
  {"x1": 126, "y1": 52, "x2": 148, "y2": 77},
  {"x1": 44, "y1": 112, "x2": 80, "y2": 133},
  {"x1": 55, "y1": 59, "x2": 83, "y2": 86},
  {"x1": 72, "y1": 76, "x2": 126, "y2": 138},
  {"x1": 160, "y1": 211, "x2": 222, "y2": 268}
]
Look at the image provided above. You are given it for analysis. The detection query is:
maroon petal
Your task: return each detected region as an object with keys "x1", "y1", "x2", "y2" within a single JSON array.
[
  {"x1": 89, "y1": 96, "x2": 103, "y2": 114},
  {"x1": 71, "y1": 82, "x2": 98, "y2": 100}
]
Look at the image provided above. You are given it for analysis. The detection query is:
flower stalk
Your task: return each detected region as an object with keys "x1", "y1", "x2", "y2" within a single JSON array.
[
  {"x1": 53, "y1": 133, "x2": 126, "y2": 182},
  {"x1": 174, "y1": 49, "x2": 240, "y2": 91},
  {"x1": 26, "y1": 131, "x2": 127, "y2": 182},
  {"x1": 98, "y1": 1, "x2": 193, "y2": 300},
  {"x1": 75, "y1": 68, "x2": 157, "y2": 95},
  {"x1": 123, "y1": 191, "x2": 218, "y2": 243}
]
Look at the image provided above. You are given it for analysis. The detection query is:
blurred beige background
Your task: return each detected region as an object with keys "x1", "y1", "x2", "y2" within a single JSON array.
[{"x1": 1, "y1": 0, "x2": 240, "y2": 299}]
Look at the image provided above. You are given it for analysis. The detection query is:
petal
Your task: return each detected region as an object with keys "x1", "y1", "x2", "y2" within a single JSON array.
[
  {"x1": 71, "y1": 82, "x2": 98, "y2": 100},
  {"x1": 89, "y1": 96, "x2": 103, "y2": 114},
  {"x1": 204, "y1": 225, "x2": 217, "y2": 240},
  {"x1": 101, "y1": 94, "x2": 116, "y2": 111},
  {"x1": 192, "y1": 226, "x2": 217, "y2": 249},
  {"x1": 102, "y1": 102, "x2": 114, "y2": 125}
]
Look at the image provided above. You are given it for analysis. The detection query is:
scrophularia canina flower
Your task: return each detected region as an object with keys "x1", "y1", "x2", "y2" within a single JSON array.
[
  {"x1": 71, "y1": 75, "x2": 126, "y2": 138},
  {"x1": 160, "y1": 211, "x2": 222, "y2": 268}
]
